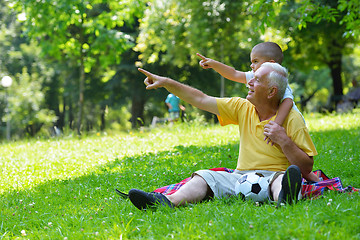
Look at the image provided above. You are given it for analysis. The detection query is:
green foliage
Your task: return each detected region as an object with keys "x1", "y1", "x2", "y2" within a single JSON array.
[
  {"x1": 136, "y1": 0, "x2": 258, "y2": 68},
  {"x1": 249, "y1": 0, "x2": 360, "y2": 108},
  {"x1": 342, "y1": 45, "x2": 360, "y2": 91},
  {"x1": 0, "y1": 2, "x2": 58, "y2": 139},
  {"x1": 295, "y1": 0, "x2": 360, "y2": 37},
  {"x1": 252, "y1": 0, "x2": 360, "y2": 37},
  {"x1": 1, "y1": 0, "x2": 360, "y2": 140},
  {"x1": 0, "y1": 0, "x2": 56, "y2": 138},
  {"x1": 136, "y1": 0, "x2": 360, "y2": 113},
  {"x1": 106, "y1": 105, "x2": 132, "y2": 131},
  {"x1": 135, "y1": 0, "x2": 258, "y2": 105},
  {"x1": 5, "y1": 67, "x2": 57, "y2": 138},
  {"x1": 0, "y1": 113, "x2": 359, "y2": 238},
  {"x1": 12, "y1": 0, "x2": 146, "y2": 133},
  {"x1": 17, "y1": 0, "x2": 145, "y2": 68}
]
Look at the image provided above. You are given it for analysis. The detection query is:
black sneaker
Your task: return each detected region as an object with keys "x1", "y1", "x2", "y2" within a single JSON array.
[
  {"x1": 128, "y1": 189, "x2": 174, "y2": 210},
  {"x1": 277, "y1": 165, "x2": 302, "y2": 207}
]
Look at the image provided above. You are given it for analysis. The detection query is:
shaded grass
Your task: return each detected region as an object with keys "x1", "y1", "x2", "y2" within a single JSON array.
[{"x1": 0, "y1": 113, "x2": 359, "y2": 239}]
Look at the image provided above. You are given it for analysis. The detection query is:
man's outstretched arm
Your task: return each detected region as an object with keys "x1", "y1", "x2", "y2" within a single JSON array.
[{"x1": 139, "y1": 68, "x2": 219, "y2": 115}]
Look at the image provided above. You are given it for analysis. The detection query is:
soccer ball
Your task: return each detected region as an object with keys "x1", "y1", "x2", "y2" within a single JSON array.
[{"x1": 235, "y1": 172, "x2": 269, "y2": 202}]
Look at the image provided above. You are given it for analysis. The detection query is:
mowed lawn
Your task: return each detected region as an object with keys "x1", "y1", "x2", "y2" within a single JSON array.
[{"x1": 0, "y1": 111, "x2": 359, "y2": 239}]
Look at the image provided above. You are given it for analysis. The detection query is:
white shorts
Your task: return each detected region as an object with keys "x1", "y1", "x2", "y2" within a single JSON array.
[{"x1": 193, "y1": 169, "x2": 281, "y2": 199}]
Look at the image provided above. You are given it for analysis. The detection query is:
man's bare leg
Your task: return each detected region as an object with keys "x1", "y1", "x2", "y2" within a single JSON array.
[
  {"x1": 128, "y1": 174, "x2": 211, "y2": 210},
  {"x1": 166, "y1": 174, "x2": 211, "y2": 206},
  {"x1": 270, "y1": 174, "x2": 283, "y2": 202}
]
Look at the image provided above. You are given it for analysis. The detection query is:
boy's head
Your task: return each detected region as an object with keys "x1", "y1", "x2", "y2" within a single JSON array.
[{"x1": 250, "y1": 42, "x2": 283, "y2": 72}]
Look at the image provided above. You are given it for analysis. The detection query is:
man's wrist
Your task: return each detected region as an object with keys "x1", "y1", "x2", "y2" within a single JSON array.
[
  {"x1": 278, "y1": 136, "x2": 292, "y2": 149},
  {"x1": 273, "y1": 119, "x2": 283, "y2": 126},
  {"x1": 163, "y1": 77, "x2": 173, "y2": 88}
]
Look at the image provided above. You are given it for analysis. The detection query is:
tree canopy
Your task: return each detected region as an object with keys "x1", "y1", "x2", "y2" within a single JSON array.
[
  {"x1": 0, "y1": 0, "x2": 359, "y2": 140},
  {"x1": 15, "y1": 0, "x2": 145, "y2": 134}
]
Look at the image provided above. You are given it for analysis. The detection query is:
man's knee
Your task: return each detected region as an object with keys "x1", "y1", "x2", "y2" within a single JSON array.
[
  {"x1": 192, "y1": 174, "x2": 213, "y2": 198},
  {"x1": 167, "y1": 174, "x2": 212, "y2": 205}
]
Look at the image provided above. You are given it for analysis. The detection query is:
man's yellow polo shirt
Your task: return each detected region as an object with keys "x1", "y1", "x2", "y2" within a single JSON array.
[{"x1": 216, "y1": 97, "x2": 317, "y2": 172}]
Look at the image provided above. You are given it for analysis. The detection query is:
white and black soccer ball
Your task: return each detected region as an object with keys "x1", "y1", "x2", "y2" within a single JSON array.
[{"x1": 235, "y1": 172, "x2": 269, "y2": 203}]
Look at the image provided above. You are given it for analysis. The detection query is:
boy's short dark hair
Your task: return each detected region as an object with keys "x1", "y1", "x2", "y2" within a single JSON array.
[{"x1": 253, "y1": 42, "x2": 283, "y2": 64}]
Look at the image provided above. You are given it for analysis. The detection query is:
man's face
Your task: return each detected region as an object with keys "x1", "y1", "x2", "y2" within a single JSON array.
[
  {"x1": 246, "y1": 66, "x2": 270, "y2": 105},
  {"x1": 250, "y1": 49, "x2": 271, "y2": 72}
]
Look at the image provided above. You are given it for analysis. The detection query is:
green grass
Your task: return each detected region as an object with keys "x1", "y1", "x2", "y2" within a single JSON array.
[{"x1": 0, "y1": 112, "x2": 359, "y2": 239}]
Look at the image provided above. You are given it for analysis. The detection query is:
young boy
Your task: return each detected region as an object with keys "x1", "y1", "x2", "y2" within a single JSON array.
[{"x1": 197, "y1": 42, "x2": 320, "y2": 182}]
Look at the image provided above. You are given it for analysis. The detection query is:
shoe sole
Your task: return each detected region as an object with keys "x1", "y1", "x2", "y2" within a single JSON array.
[{"x1": 277, "y1": 165, "x2": 301, "y2": 207}]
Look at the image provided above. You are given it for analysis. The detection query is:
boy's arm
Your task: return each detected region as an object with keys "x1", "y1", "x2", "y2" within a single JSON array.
[
  {"x1": 274, "y1": 98, "x2": 293, "y2": 126},
  {"x1": 265, "y1": 98, "x2": 293, "y2": 144},
  {"x1": 197, "y1": 53, "x2": 247, "y2": 84}
]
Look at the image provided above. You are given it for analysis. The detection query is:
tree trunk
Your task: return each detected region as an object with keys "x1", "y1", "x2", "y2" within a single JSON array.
[
  {"x1": 58, "y1": 95, "x2": 66, "y2": 130},
  {"x1": 325, "y1": 36, "x2": 345, "y2": 110},
  {"x1": 100, "y1": 105, "x2": 106, "y2": 131},
  {"x1": 77, "y1": 18, "x2": 85, "y2": 136},
  {"x1": 329, "y1": 60, "x2": 343, "y2": 97},
  {"x1": 131, "y1": 94, "x2": 145, "y2": 129},
  {"x1": 69, "y1": 101, "x2": 74, "y2": 129},
  {"x1": 130, "y1": 72, "x2": 147, "y2": 128},
  {"x1": 327, "y1": 54, "x2": 343, "y2": 108},
  {"x1": 77, "y1": 56, "x2": 85, "y2": 135}
]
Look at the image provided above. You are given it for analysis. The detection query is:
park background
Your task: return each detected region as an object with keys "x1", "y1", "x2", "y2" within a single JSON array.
[
  {"x1": 0, "y1": 1, "x2": 360, "y2": 239},
  {"x1": 0, "y1": 0, "x2": 359, "y2": 139}
]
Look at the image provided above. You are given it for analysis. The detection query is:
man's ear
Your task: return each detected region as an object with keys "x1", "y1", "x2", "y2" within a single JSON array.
[{"x1": 268, "y1": 86, "x2": 278, "y2": 99}]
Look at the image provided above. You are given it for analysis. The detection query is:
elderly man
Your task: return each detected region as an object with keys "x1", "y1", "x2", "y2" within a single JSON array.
[{"x1": 129, "y1": 62, "x2": 317, "y2": 209}]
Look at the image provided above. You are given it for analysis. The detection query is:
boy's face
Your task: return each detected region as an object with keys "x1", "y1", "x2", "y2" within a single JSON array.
[{"x1": 250, "y1": 49, "x2": 273, "y2": 72}]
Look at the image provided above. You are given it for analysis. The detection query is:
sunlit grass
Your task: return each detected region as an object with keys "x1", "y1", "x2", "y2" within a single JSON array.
[
  {"x1": 0, "y1": 112, "x2": 359, "y2": 239},
  {"x1": 0, "y1": 123, "x2": 238, "y2": 194},
  {"x1": 305, "y1": 108, "x2": 360, "y2": 131}
]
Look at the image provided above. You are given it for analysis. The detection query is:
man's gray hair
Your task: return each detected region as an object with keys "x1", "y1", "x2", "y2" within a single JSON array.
[{"x1": 261, "y1": 62, "x2": 288, "y2": 99}]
